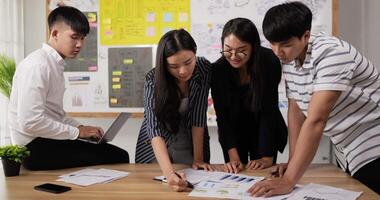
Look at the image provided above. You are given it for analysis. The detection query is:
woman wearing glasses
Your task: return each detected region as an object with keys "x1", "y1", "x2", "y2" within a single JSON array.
[
  {"x1": 135, "y1": 29, "x2": 213, "y2": 192},
  {"x1": 211, "y1": 18, "x2": 287, "y2": 173}
]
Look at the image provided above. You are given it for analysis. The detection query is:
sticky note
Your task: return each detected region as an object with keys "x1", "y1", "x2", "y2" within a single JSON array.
[
  {"x1": 87, "y1": 13, "x2": 97, "y2": 23},
  {"x1": 112, "y1": 77, "x2": 120, "y2": 82},
  {"x1": 104, "y1": 30, "x2": 113, "y2": 35},
  {"x1": 146, "y1": 12, "x2": 155, "y2": 22},
  {"x1": 146, "y1": 27, "x2": 155, "y2": 37},
  {"x1": 163, "y1": 13, "x2": 173, "y2": 22},
  {"x1": 112, "y1": 84, "x2": 121, "y2": 89},
  {"x1": 89, "y1": 22, "x2": 97, "y2": 28},
  {"x1": 110, "y1": 98, "x2": 118, "y2": 104},
  {"x1": 123, "y1": 59, "x2": 133, "y2": 65},
  {"x1": 112, "y1": 71, "x2": 122, "y2": 76},
  {"x1": 88, "y1": 66, "x2": 98, "y2": 72},
  {"x1": 104, "y1": 25, "x2": 112, "y2": 31},
  {"x1": 178, "y1": 13, "x2": 188, "y2": 22},
  {"x1": 102, "y1": 18, "x2": 111, "y2": 24}
]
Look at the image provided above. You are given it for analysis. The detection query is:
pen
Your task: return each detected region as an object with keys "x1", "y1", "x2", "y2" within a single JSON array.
[{"x1": 173, "y1": 171, "x2": 194, "y2": 189}]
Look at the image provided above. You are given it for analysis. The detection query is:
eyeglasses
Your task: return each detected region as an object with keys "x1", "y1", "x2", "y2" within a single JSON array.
[{"x1": 220, "y1": 50, "x2": 248, "y2": 59}]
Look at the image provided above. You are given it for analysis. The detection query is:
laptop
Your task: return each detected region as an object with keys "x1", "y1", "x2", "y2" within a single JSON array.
[{"x1": 78, "y1": 112, "x2": 130, "y2": 144}]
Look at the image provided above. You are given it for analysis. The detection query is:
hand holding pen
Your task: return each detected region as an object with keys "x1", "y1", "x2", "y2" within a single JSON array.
[{"x1": 167, "y1": 171, "x2": 194, "y2": 192}]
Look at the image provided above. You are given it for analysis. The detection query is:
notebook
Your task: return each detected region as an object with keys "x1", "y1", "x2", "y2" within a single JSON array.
[{"x1": 78, "y1": 112, "x2": 130, "y2": 144}]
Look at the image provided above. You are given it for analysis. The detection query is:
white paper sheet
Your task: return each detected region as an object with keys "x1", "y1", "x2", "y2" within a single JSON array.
[
  {"x1": 290, "y1": 183, "x2": 362, "y2": 200},
  {"x1": 57, "y1": 168, "x2": 129, "y2": 186}
]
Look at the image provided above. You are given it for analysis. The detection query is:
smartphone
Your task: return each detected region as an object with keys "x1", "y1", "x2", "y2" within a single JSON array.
[{"x1": 34, "y1": 183, "x2": 71, "y2": 194}]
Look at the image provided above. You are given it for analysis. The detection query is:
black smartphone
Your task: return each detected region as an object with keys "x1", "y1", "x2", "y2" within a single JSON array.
[{"x1": 34, "y1": 183, "x2": 71, "y2": 194}]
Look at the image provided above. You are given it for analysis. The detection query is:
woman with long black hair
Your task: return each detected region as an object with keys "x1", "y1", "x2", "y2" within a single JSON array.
[
  {"x1": 135, "y1": 29, "x2": 213, "y2": 191},
  {"x1": 211, "y1": 18, "x2": 288, "y2": 173}
]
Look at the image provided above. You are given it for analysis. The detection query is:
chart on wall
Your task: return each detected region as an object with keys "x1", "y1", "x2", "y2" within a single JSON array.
[
  {"x1": 108, "y1": 47, "x2": 152, "y2": 107},
  {"x1": 99, "y1": 0, "x2": 191, "y2": 45},
  {"x1": 190, "y1": 0, "x2": 332, "y2": 62}
]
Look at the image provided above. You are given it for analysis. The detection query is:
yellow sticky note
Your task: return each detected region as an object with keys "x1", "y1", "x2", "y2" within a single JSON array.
[
  {"x1": 123, "y1": 59, "x2": 133, "y2": 65},
  {"x1": 102, "y1": 18, "x2": 111, "y2": 24},
  {"x1": 88, "y1": 13, "x2": 96, "y2": 23},
  {"x1": 112, "y1": 71, "x2": 122, "y2": 76},
  {"x1": 110, "y1": 98, "x2": 118, "y2": 104},
  {"x1": 112, "y1": 77, "x2": 120, "y2": 82},
  {"x1": 112, "y1": 84, "x2": 121, "y2": 89}
]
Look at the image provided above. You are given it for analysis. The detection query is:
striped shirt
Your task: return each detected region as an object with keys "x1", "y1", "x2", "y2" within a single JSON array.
[
  {"x1": 135, "y1": 57, "x2": 211, "y2": 163},
  {"x1": 284, "y1": 32, "x2": 380, "y2": 175}
]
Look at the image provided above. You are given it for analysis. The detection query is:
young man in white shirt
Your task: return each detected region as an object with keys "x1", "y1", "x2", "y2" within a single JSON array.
[
  {"x1": 248, "y1": 1, "x2": 380, "y2": 197},
  {"x1": 8, "y1": 6, "x2": 129, "y2": 170}
]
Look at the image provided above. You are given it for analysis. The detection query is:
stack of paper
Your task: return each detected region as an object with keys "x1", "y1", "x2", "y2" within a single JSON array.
[
  {"x1": 57, "y1": 168, "x2": 129, "y2": 186},
  {"x1": 290, "y1": 183, "x2": 362, "y2": 200}
]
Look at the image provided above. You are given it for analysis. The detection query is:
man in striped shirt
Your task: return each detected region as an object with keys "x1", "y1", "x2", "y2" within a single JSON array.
[{"x1": 248, "y1": 1, "x2": 380, "y2": 197}]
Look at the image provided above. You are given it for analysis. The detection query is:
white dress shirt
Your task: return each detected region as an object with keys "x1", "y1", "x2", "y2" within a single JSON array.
[{"x1": 8, "y1": 43, "x2": 81, "y2": 146}]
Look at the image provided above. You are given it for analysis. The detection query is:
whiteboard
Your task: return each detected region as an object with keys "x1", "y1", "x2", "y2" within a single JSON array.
[{"x1": 47, "y1": 0, "x2": 335, "y2": 116}]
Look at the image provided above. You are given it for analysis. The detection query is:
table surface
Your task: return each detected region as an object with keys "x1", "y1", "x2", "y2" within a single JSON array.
[{"x1": 0, "y1": 164, "x2": 379, "y2": 200}]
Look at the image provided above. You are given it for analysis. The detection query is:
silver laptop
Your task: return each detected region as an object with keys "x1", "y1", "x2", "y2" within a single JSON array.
[{"x1": 78, "y1": 112, "x2": 130, "y2": 144}]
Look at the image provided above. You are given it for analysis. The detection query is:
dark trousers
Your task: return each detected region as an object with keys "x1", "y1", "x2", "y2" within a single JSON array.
[
  {"x1": 23, "y1": 137, "x2": 129, "y2": 170},
  {"x1": 352, "y1": 157, "x2": 380, "y2": 194}
]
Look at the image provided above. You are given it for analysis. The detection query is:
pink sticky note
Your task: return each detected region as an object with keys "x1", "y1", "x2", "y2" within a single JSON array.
[{"x1": 88, "y1": 66, "x2": 98, "y2": 72}]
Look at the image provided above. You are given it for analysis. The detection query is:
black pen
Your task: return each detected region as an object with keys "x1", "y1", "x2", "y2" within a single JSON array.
[{"x1": 173, "y1": 172, "x2": 194, "y2": 189}]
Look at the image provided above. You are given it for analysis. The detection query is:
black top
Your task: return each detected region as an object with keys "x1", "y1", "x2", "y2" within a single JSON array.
[{"x1": 211, "y1": 47, "x2": 287, "y2": 162}]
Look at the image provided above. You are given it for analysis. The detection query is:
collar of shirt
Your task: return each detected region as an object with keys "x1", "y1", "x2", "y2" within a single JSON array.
[
  {"x1": 42, "y1": 43, "x2": 66, "y2": 72},
  {"x1": 294, "y1": 34, "x2": 316, "y2": 71}
]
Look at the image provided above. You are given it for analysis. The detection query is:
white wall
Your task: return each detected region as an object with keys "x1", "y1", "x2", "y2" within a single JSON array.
[
  {"x1": 24, "y1": 0, "x2": 45, "y2": 55},
  {"x1": 21, "y1": 0, "x2": 380, "y2": 164},
  {"x1": 339, "y1": 0, "x2": 380, "y2": 69}
]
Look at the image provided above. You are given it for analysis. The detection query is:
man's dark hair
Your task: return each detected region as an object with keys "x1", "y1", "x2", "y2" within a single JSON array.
[
  {"x1": 48, "y1": 6, "x2": 90, "y2": 36},
  {"x1": 262, "y1": 1, "x2": 312, "y2": 42}
]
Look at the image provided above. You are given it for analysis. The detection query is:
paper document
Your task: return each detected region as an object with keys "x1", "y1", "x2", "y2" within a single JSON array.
[
  {"x1": 57, "y1": 168, "x2": 129, "y2": 186},
  {"x1": 290, "y1": 183, "x2": 362, "y2": 200},
  {"x1": 179, "y1": 168, "x2": 264, "y2": 184}
]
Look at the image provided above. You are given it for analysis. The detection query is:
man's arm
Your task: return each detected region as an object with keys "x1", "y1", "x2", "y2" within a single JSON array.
[
  {"x1": 249, "y1": 90, "x2": 341, "y2": 197},
  {"x1": 62, "y1": 114, "x2": 82, "y2": 128},
  {"x1": 284, "y1": 90, "x2": 340, "y2": 183},
  {"x1": 287, "y1": 99, "x2": 306, "y2": 160}
]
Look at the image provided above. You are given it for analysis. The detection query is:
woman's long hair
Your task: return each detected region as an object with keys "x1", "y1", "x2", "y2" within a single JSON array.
[
  {"x1": 154, "y1": 29, "x2": 197, "y2": 134},
  {"x1": 221, "y1": 18, "x2": 263, "y2": 111}
]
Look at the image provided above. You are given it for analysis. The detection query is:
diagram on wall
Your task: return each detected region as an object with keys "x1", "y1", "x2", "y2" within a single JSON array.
[
  {"x1": 191, "y1": 0, "x2": 332, "y2": 62},
  {"x1": 108, "y1": 47, "x2": 152, "y2": 107},
  {"x1": 191, "y1": 23, "x2": 224, "y2": 63},
  {"x1": 99, "y1": 0, "x2": 190, "y2": 45},
  {"x1": 65, "y1": 12, "x2": 98, "y2": 72}
]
